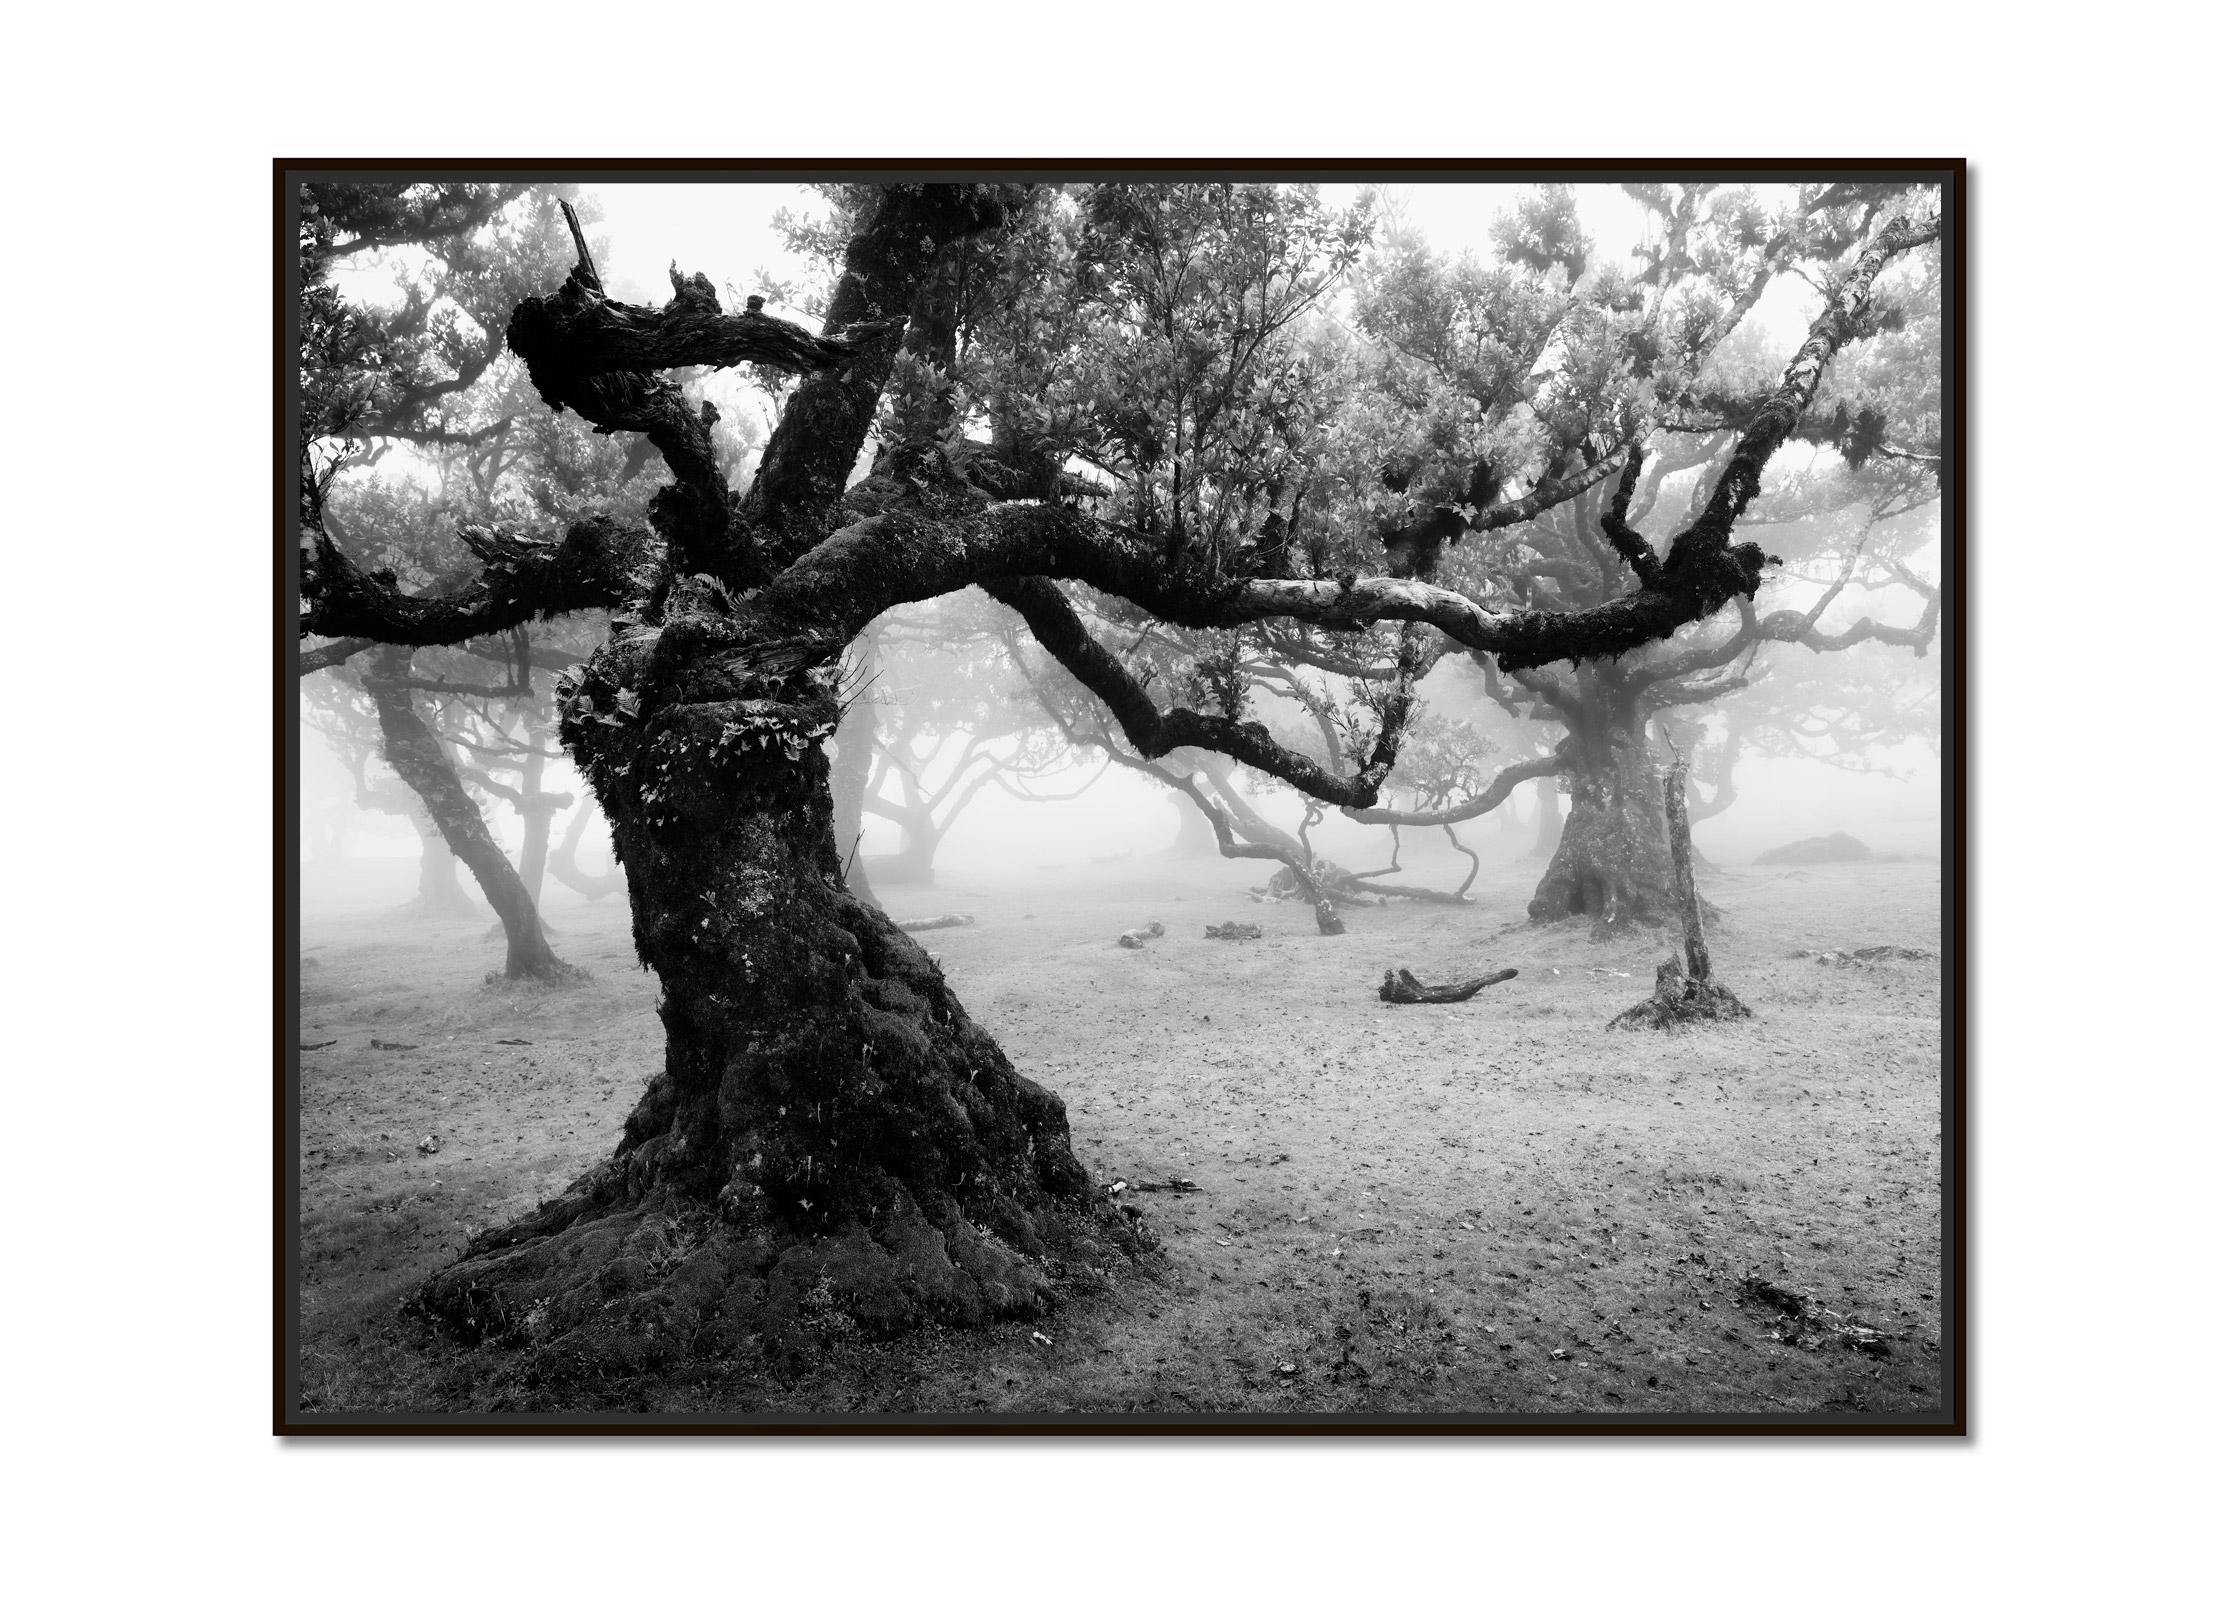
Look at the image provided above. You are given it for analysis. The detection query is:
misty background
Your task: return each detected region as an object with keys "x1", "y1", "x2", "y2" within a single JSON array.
[{"x1": 301, "y1": 181, "x2": 1938, "y2": 922}]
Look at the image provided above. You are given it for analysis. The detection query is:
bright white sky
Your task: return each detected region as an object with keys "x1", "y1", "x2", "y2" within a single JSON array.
[
  {"x1": 333, "y1": 180, "x2": 1824, "y2": 453},
  {"x1": 517, "y1": 180, "x2": 1822, "y2": 465},
  {"x1": 578, "y1": 180, "x2": 1816, "y2": 334}
]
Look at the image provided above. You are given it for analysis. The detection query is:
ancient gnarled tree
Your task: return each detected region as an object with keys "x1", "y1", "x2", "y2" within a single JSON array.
[{"x1": 299, "y1": 181, "x2": 1937, "y2": 1366}]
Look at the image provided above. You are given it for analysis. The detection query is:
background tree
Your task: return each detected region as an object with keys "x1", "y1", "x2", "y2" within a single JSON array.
[
  {"x1": 848, "y1": 595, "x2": 1100, "y2": 888},
  {"x1": 302, "y1": 667, "x2": 478, "y2": 917},
  {"x1": 297, "y1": 184, "x2": 658, "y2": 974},
  {"x1": 300, "y1": 179, "x2": 1938, "y2": 1360},
  {"x1": 1317, "y1": 182, "x2": 1942, "y2": 925}
]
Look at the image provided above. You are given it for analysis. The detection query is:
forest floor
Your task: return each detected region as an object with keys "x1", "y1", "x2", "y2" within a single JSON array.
[{"x1": 294, "y1": 845, "x2": 1947, "y2": 1421}]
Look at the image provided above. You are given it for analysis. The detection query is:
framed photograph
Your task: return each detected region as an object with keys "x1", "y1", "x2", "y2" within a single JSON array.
[{"x1": 281, "y1": 162, "x2": 1961, "y2": 1434}]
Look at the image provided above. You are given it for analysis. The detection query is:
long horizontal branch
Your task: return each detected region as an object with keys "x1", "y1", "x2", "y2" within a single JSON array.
[
  {"x1": 683, "y1": 494, "x2": 1738, "y2": 701},
  {"x1": 1758, "y1": 590, "x2": 1940, "y2": 656},
  {"x1": 1097, "y1": 740, "x2": 1317, "y2": 881},
  {"x1": 298, "y1": 636, "x2": 378, "y2": 676},
  {"x1": 301, "y1": 516, "x2": 639, "y2": 650},
  {"x1": 738, "y1": 206, "x2": 1934, "y2": 674},
  {"x1": 995, "y1": 758, "x2": 1110, "y2": 804},
  {"x1": 983, "y1": 574, "x2": 1407, "y2": 808},
  {"x1": 1638, "y1": 582, "x2": 1939, "y2": 709},
  {"x1": 1005, "y1": 648, "x2": 1309, "y2": 871},
  {"x1": 1343, "y1": 752, "x2": 1567, "y2": 827}
]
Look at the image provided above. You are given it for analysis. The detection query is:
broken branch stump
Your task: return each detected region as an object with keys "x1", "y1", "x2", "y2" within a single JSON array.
[{"x1": 1608, "y1": 758, "x2": 1752, "y2": 1030}]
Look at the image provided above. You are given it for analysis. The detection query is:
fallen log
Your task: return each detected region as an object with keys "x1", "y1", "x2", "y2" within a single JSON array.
[
  {"x1": 1106, "y1": 1177, "x2": 1201, "y2": 1195},
  {"x1": 1204, "y1": 921, "x2": 1264, "y2": 941},
  {"x1": 1379, "y1": 966, "x2": 1518, "y2": 1003},
  {"x1": 895, "y1": 913, "x2": 975, "y2": 933},
  {"x1": 1789, "y1": 944, "x2": 1933, "y2": 966}
]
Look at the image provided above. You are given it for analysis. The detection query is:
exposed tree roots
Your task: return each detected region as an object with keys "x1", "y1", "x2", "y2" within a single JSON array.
[
  {"x1": 412, "y1": 1186, "x2": 1144, "y2": 1380},
  {"x1": 412, "y1": 830, "x2": 1147, "y2": 1375}
]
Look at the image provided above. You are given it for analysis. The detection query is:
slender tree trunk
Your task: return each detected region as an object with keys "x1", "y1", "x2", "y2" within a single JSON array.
[
  {"x1": 1667, "y1": 765, "x2": 1713, "y2": 983},
  {"x1": 365, "y1": 661, "x2": 582, "y2": 983},
  {"x1": 1608, "y1": 760, "x2": 1750, "y2": 1030},
  {"x1": 513, "y1": 736, "x2": 563, "y2": 910},
  {"x1": 417, "y1": 658, "x2": 1128, "y2": 1361}
]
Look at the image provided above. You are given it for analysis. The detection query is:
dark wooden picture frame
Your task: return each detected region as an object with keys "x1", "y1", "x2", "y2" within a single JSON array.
[{"x1": 280, "y1": 159, "x2": 1964, "y2": 1435}]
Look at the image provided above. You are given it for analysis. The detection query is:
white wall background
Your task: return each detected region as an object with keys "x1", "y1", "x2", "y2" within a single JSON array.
[{"x1": 8, "y1": 8, "x2": 2230, "y2": 1596}]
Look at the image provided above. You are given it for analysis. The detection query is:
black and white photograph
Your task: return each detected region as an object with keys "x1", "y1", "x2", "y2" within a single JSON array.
[
  {"x1": 284, "y1": 166, "x2": 1959, "y2": 1429},
  {"x1": 21, "y1": 0, "x2": 2240, "y2": 1585}
]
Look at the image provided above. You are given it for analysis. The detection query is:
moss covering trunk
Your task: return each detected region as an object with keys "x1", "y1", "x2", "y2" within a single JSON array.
[
  {"x1": 416, "y1": 643, "x2": 1130, "y2": 1370},
  {"x1": 1527, "y1": 669, "x2": 1682, "y2": 928}
]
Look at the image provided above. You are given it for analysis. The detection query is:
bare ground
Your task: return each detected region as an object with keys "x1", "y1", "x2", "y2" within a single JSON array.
[{"x1": 295, "y1": 848, "x2": 1945, "y2": 1418}]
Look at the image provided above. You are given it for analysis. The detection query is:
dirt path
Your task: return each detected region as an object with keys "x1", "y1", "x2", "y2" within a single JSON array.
[{"x1": 296, "y1": 850, "x2": 1945, "y2": 1416}]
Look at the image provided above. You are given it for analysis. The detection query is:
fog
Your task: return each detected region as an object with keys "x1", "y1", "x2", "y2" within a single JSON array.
[
  {"x1": 301, "y1": 177, "x2": 1939, "y2": 919},
  {"x1": 299, "y1": 706, "x2": 1938, "y2": 922},
  {"x1": 294, "y1": 175, "x2": 1949, "y2": 1427}
]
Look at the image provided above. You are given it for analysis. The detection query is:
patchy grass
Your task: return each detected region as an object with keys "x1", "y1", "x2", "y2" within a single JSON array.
[{"x1": 295, "y1": 849, "x2": 1944, "y2": 1418}]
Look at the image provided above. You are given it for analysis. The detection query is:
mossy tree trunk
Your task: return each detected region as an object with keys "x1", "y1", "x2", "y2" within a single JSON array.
[
  {"x1": 1527, "y1": 668, "x2": 1681, "y2": 928},
  {"x1": 510, "y1": 731, "x2": 571, "y2": 909},
  {"x1": 416, "y1": 649, "x2": 1128, "y2": 1364}
]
